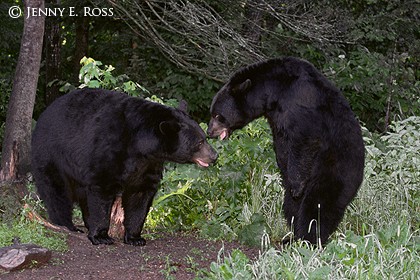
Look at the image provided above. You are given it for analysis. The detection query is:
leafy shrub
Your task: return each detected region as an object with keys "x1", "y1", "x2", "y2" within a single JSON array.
[
  {"x1": 59, "y1": 57, "x2": 149, "y2": 97},
  {"x1": 203, "y1": 116, "x2": 420, "y2": 279},
  {"x1": 155, "y1": 71, "x2": 220, "y2": 121},
  {"x1": 206, "y1": 223, "x2": 419, "y2": 279},
  {"x1": 146, "y1": 118, "x2": 288, "y2": 245},
  {"x1": 343, "y1": 116, "x2": 420, "y2": 232},
  {"x1": 127, "y1": 45, "x2": 221, "y2": 121},
  {"x1": 324, "y1": 50, "x2": 420, "y2": 131}
]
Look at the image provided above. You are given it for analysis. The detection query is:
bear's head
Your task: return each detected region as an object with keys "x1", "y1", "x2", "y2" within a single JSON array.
[
  {"x1": 207, "y1": 78, "x2": 253, "y2": 140},
  {"x1": 159, "y1": 111, "x2": 218, "y2": 167}
]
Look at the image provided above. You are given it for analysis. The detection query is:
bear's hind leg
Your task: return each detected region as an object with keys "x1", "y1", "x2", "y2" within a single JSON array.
[
  {"x1": 34, "y1": 168, "x2": 77, "y2": 231},
  {"x1": 296, "y1": 188, "x2": 345, "y2": 245},
  {"x1": 74, "y1": 186, "x2": 90, "y2": 231},
  {"x1": 282, "y1": 188, "x2": 301, "y2": 244}
]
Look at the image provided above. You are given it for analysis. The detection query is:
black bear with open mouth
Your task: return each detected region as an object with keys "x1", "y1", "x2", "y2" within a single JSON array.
[{"x1": 208, "y1": 57, "x2": 365, "y2": 245}]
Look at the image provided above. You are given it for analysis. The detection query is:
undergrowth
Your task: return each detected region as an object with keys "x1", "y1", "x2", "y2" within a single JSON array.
[
  {"x1": 0, "y1": 219, "x2": 67, "y2": 252},
  {"x1": 206, "y1": 224, "x2": 419, "y2": 279},
  {"x1": 0, "y1": 59, "x2": 417, "y2": 278},
  {"x1": 203, "y1": 116, "x2": 420, "y2": 279}
]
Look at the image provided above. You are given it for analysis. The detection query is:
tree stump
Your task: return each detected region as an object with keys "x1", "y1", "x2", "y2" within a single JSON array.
[
  {"x1": 108, "y1": 195, "x2": 125, "y2": 239},
  {"x1": 0, "y1": 244, "x2": 51, "y2": 272}
]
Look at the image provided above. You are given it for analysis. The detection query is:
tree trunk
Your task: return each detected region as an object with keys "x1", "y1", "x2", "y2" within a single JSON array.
[
  {"x1": 74, "y1": 16, "x2": 89, "y2": 81},
  {"x1": 45, "y1": 0, "x2": 62, "y2": 105},
  {"x1": 0, "y1": 0, "x2": 45, "y2": 182}
]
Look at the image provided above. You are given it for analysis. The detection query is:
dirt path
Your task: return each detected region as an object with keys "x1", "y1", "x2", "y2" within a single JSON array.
[{"x1": 1, "y1": 231, "x2": 258, "y2": 279}]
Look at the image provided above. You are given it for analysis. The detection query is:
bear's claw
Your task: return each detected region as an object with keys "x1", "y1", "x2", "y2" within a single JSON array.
[
  {"x1": 88, "y1": 235, "x2": 115, "y2": 245},
  {"x1": 124, "y1": 236, "x2": 147, "y2": 246}
]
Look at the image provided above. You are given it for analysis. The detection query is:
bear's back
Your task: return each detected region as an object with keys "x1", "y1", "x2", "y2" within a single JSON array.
[
  {"x1": 39, "y1": 89, "x2": 132, "y2": 130},
  {"x1": 31, "y1": 89, "x2": 176, "y2": 185}
]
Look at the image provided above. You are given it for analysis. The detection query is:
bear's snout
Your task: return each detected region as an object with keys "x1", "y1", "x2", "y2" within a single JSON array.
[
  {"x1": 193, "y1": 142, "x2": 218, "y2": 167},
  {"x1": 207, "y1": 118, "x2": 229, "y2": 140},
  {"x1": 208, "y1": 146, "x2": 218, "y2": 162}
]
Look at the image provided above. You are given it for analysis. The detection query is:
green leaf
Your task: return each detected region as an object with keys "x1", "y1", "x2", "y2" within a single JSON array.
[
  {"x1": 238, "y1": 213, "x2": 267, "y2": 246},
  {"x1": 87, "y1": 80, "x2": 100, "y2": 88},
  {"x1": 308, "y1": 266, "x2": 332, "y2": 280}
]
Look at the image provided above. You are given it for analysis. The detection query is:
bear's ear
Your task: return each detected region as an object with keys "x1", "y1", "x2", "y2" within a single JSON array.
[
  {"x1": 178, "y1": 100, "x2": 188, "y2": 113},
  {"x1": 233, "y1": 79, "x2": 252, "y2": 94},
  {"x1": 159, "y1": 120, "x2": 181, "y2": 136}
]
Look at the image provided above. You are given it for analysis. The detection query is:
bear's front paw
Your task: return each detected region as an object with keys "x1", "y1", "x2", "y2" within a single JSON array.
[
  {"x1": 124, "y1": 235, "x2": 146, "y2": 246},
  {"x1": 88, "y1": 234, "x2": 115, "y2": 245}
]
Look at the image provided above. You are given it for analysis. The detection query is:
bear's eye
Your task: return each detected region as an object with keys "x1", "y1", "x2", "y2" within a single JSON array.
[
  {"x1": 214, "y1": 114, "x2": 225, "y2": 123},
  {"x1": 194, "y1": 140, "x2": 204, "y2": 151}
]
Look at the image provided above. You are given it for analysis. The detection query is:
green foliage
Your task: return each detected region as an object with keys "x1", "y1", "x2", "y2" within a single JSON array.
[
  {"x1": 0, "y1": 1, "x2": 23, "y2": 146},
  {"x1": 324, "y1": 50, "x2": 419, "y2": 130},
  {"x1": 237, "y1": 213, "x2": 268, "y2": 247},
  {"x1": 146, "y1": 118, "x2": 287, "y2": 245},
  {"x1": 0, "y1": 220, "x2": 68, "y2": 252},
  {"x1": 263, "y1": 0, "x2": 419, "y2": 132},
  {"x1": 155, "y1": 71, "x2": 220, "y2": 120},
  {"x1": 201, "y1": 116, "x2": 420, "y2": 278},
  {"x1": 345, "y1": 116, "x2": 420, "y2": 231},
  {"x1": 0, "y1": 184, "x2": 68, "y2": 252},
  {"x1": 0, "y1": 1, "x2": 22, "y2": 76},
  {"x1": 206, "y1": 224, "x2": 419, "y2": 279},
  {"x1": 127, "y1": 48, "x2": 220, "y2": 121},
  {"x1": 208, "y1": 249, "x2": 253, "y2": 279},
  {"x1": 0, "y1": 185, "x2": 23, "y2": 223},
  {"x1": 149, "y1": 116, "x2": 419, "y2": 245},
  {"x1": 60, "y1": 57, "x2": 149, "y2": 97}
]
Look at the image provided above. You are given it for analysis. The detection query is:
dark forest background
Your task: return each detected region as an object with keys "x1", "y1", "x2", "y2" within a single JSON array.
[{"x1": 1, "y1": 0, "x2": 418, "y2": 142}]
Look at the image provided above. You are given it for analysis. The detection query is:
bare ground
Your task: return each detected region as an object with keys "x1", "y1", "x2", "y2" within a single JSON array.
[{"x1": 0, "y1": 231, "x2": 259, "y2": 280}]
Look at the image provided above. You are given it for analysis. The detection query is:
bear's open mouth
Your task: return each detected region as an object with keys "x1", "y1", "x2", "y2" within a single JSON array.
[
  {"x1": 219, "y1": 129, "x2": 229, "y2": 140},
  {"x1": 194, "y1": 158, "x2": 210, "y2": 167}
]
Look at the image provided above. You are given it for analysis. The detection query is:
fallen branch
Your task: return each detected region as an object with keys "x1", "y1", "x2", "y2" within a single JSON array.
[{"x1": 24, "y1": 203, "x2": 63, "y2": 231}]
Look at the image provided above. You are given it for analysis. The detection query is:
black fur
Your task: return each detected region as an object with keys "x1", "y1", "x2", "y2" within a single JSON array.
[
  {"x1": 31, "y1": 88, "x2": 217, "y2": 246},
  {"x1": 208, "y1": 57, "x2": 365, "y2": 244}
]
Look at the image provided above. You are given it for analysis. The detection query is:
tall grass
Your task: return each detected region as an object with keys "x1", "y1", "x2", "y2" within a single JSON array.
[
  {"x1": 205, "y1": 116, "x2": 420, "y2": 279},
  {"x1": 344, "y1": 117, "x2": 419, "y2": 233},
  {"x1": 208, "y1": 224, "x2": 419, "y2": 279}
]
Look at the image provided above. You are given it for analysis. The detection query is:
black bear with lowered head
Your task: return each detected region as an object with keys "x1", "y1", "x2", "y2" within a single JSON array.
[
  {"x1": 31, "y1": 88, "x2": 218, "y2": 246},
  {"x1": 208, "y1": 57, "x2": 365, "y2": 245}
]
